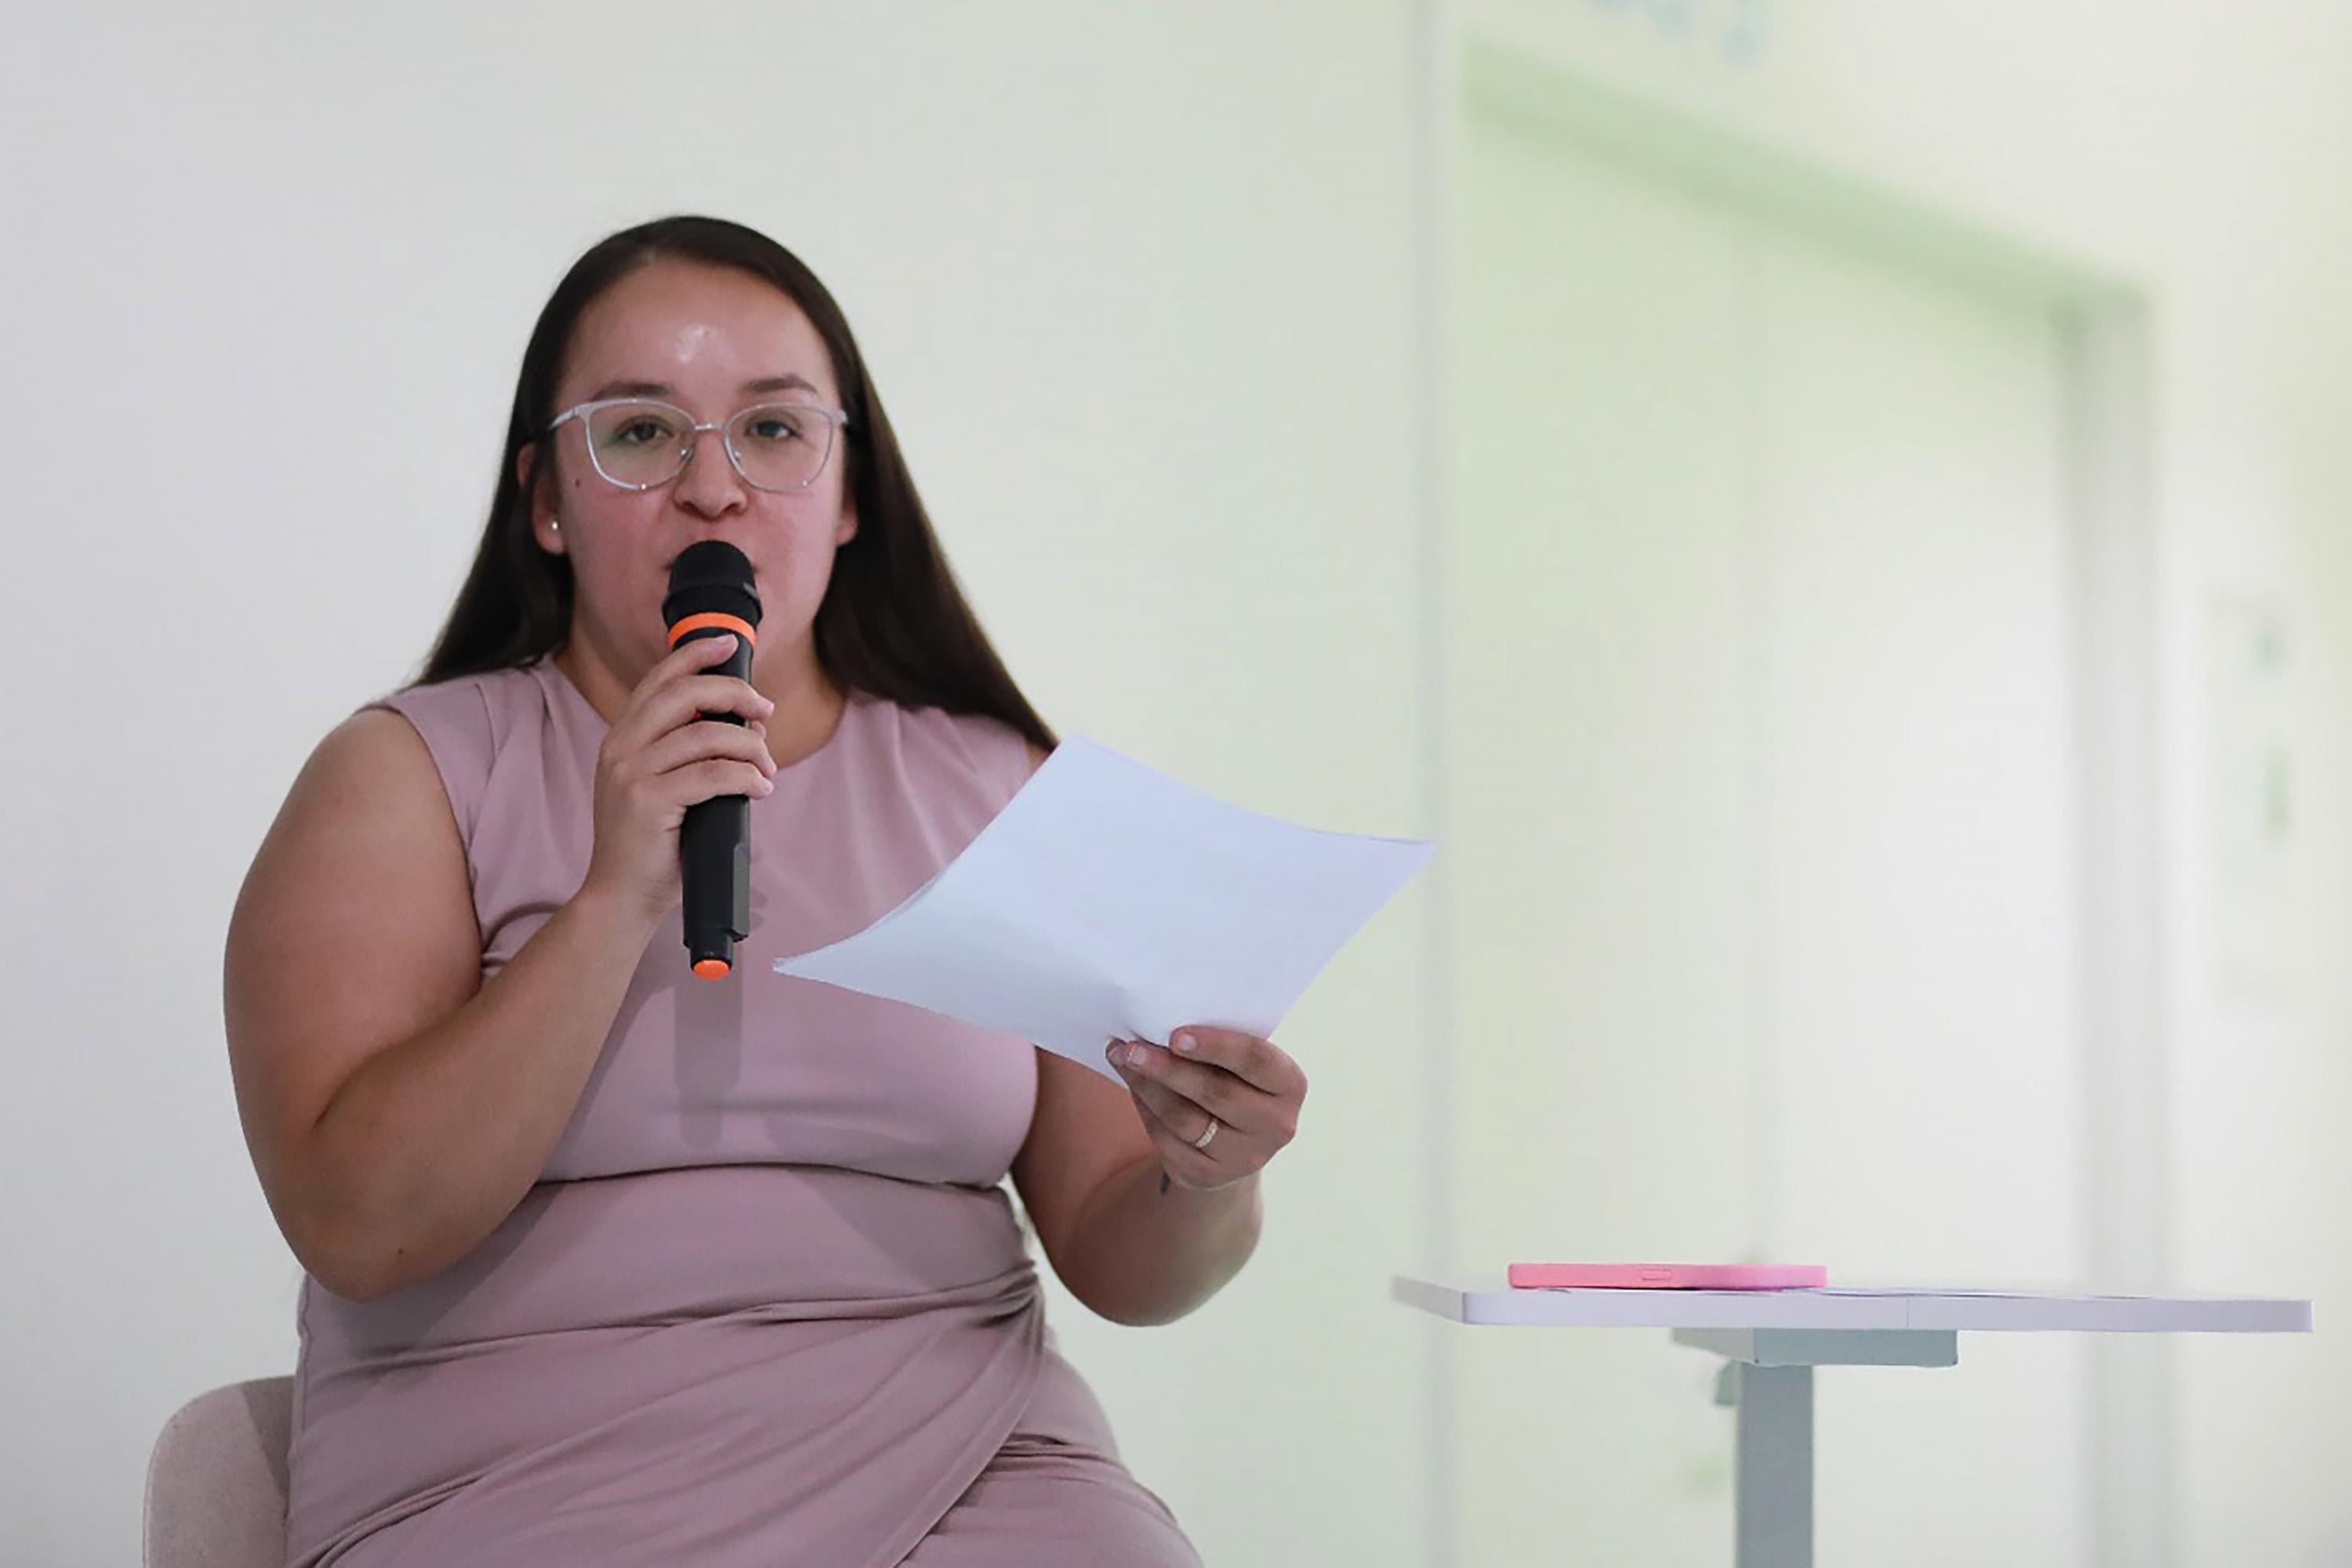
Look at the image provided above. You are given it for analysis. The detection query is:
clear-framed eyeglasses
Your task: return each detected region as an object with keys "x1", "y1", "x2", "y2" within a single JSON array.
[{"x1": 546, "y1": 397, "x2": 853, "y2": 494}]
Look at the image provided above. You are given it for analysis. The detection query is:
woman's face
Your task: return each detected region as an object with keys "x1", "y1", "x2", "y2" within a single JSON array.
[{"x1": 529, "y1": 259, "x2": 857, "y2": 684}]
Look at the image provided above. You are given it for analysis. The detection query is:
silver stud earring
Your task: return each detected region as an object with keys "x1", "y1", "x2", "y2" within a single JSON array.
[{"x1": 549, "y1": 517, "x2": 561, "y2": 533}]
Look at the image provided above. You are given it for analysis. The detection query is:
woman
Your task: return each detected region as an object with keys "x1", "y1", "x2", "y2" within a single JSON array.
[{"x1": 223, "y1": 215, "x2": 1308, "y2": 1567}]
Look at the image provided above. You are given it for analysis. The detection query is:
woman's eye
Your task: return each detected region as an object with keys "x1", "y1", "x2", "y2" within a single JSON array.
[
  {"x1": 615, "y1": 420, "x2": 667, "y2": 445},
  {"x1": 746, "y1": 416, "x2": 804, "y2": 443}
]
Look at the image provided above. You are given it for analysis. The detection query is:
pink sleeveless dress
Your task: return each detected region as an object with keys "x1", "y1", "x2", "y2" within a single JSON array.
[{"x1": 281, "y1": 656, "x2": 1198, "y2": 1568}]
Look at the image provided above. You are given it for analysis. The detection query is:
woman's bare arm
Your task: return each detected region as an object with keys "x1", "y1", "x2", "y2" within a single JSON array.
[{"x1": 224, "y1": 710, "x2": 659, "y2": 1301}]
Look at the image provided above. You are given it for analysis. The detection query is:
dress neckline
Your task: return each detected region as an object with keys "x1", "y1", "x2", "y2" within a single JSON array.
[{"x1": 534, "y1": 654, "x2": 861, "y2": 782}]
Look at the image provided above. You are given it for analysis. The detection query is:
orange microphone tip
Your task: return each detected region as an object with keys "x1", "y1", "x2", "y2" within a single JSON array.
[
  {"x1": 692, "y1": 959, "x2": 731, "y2": 981},
  {"x1": 668, "y1": 612, "x2": 758, "y2": 650}
]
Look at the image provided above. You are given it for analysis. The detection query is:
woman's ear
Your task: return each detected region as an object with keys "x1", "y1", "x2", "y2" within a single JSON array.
[
  {"x1": 833, "y1": 497, "x2": 858, "y2": 548},
  {"x1": 517, "y1": 444, "x2": 565, "y2": 556}
]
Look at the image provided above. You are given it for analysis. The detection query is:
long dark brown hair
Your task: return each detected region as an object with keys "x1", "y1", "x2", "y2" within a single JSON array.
[{"x1": 414, "y1": 215, "x2": 1055, "y2": 754}]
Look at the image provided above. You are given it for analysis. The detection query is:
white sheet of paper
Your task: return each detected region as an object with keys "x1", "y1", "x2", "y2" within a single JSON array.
[{"x1": 773, "y1": 735, "x2": 1434, "y2": 1080}]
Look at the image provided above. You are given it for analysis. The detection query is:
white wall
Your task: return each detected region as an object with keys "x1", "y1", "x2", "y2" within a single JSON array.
[
  {"x1": 1446, "y1": 86, "x2": 2103, "y2": 1563},
  {"x1": 0, "y1": 6, "x2": 1428, "y2": 1564},
  {"x1": 1453, "y1": 3, "x2": 2352, "y2": 1563}
]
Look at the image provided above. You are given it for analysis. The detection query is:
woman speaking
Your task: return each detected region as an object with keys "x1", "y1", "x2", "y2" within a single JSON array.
[{"x1": 223, "y1": 215, "x2": 1309, "y2": 1566}]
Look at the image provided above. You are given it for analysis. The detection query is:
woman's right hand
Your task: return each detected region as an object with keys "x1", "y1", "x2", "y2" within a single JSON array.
[{"x1": 578, "y1": 633, "x2": 778, "y2": 926}]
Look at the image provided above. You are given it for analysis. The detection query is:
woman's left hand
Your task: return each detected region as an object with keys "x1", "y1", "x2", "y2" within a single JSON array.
[{"x1": 1105, "y1": 1027, "x2": 1308, "y2": 1192}]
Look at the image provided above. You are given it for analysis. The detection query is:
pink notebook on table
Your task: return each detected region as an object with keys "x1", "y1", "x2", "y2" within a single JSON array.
[{"x1": 1508, "y1": 1263, "x2": 1828, "y2": 1290}]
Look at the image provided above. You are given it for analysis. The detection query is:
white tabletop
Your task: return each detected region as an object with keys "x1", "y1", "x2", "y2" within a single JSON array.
[{"x1": 1394, "y1": 1275, "x2": 2314, "y2": 1334}]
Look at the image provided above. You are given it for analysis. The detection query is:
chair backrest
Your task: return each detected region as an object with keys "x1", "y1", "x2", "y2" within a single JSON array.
[{"x1": 143, "y1": 1377, "x2": 293, "y2": 1568}]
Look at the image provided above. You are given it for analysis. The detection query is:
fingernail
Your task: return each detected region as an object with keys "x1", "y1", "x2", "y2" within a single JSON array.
[
  {"x1": 1128, "y1": 1043, "x2": 1151, "y2": 1068},
  {"x1": 1173, "y1": 1032, "x2": 1196, "y2": 1054}
]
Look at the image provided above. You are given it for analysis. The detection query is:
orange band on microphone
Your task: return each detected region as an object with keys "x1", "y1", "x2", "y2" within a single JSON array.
[
  {"x1": 693, "y1": 958, "x2": 731, "y2": 981},
  {"x1": 668, "y1": 613, "x2": 758, "y2": 649}
]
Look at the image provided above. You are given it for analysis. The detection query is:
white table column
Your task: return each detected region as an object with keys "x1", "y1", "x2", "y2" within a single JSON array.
[{"x1": 1674, "y1": 1327, "x2": 1958, "y2": 1568}]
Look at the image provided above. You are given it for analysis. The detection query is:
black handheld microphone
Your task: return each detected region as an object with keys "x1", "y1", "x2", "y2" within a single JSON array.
[{"x1": 661, "y1": 540, "x2": 764, "y2": 980}]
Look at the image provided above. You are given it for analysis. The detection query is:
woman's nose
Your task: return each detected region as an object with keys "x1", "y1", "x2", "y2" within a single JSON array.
[{"x1": 673, "y1": 429, "x2": 748, "y2": 516}]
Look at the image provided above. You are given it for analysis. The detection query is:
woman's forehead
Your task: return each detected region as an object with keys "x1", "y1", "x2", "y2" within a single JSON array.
[{"x1": 568, "y1": 261, "x2": 834, "y2": 399}]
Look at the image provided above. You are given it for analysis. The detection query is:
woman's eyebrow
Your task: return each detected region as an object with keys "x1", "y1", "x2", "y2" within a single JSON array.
[
  {"x1": 741, "y1": 375, "x2": 820, "y2": 397},
  {"x1": 583, "y1": 374, "x2": 822, "y2": 401}
]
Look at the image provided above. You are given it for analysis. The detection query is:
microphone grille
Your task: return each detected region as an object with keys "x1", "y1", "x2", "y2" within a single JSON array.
[{"x1": 662, "y1": 541, "x2": 761, "y2": 630}]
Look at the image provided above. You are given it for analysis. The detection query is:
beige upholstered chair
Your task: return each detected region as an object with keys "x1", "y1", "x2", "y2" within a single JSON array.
[{"x1": 143, "y1": 1377, "x2": 292, "y2": 1568}]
